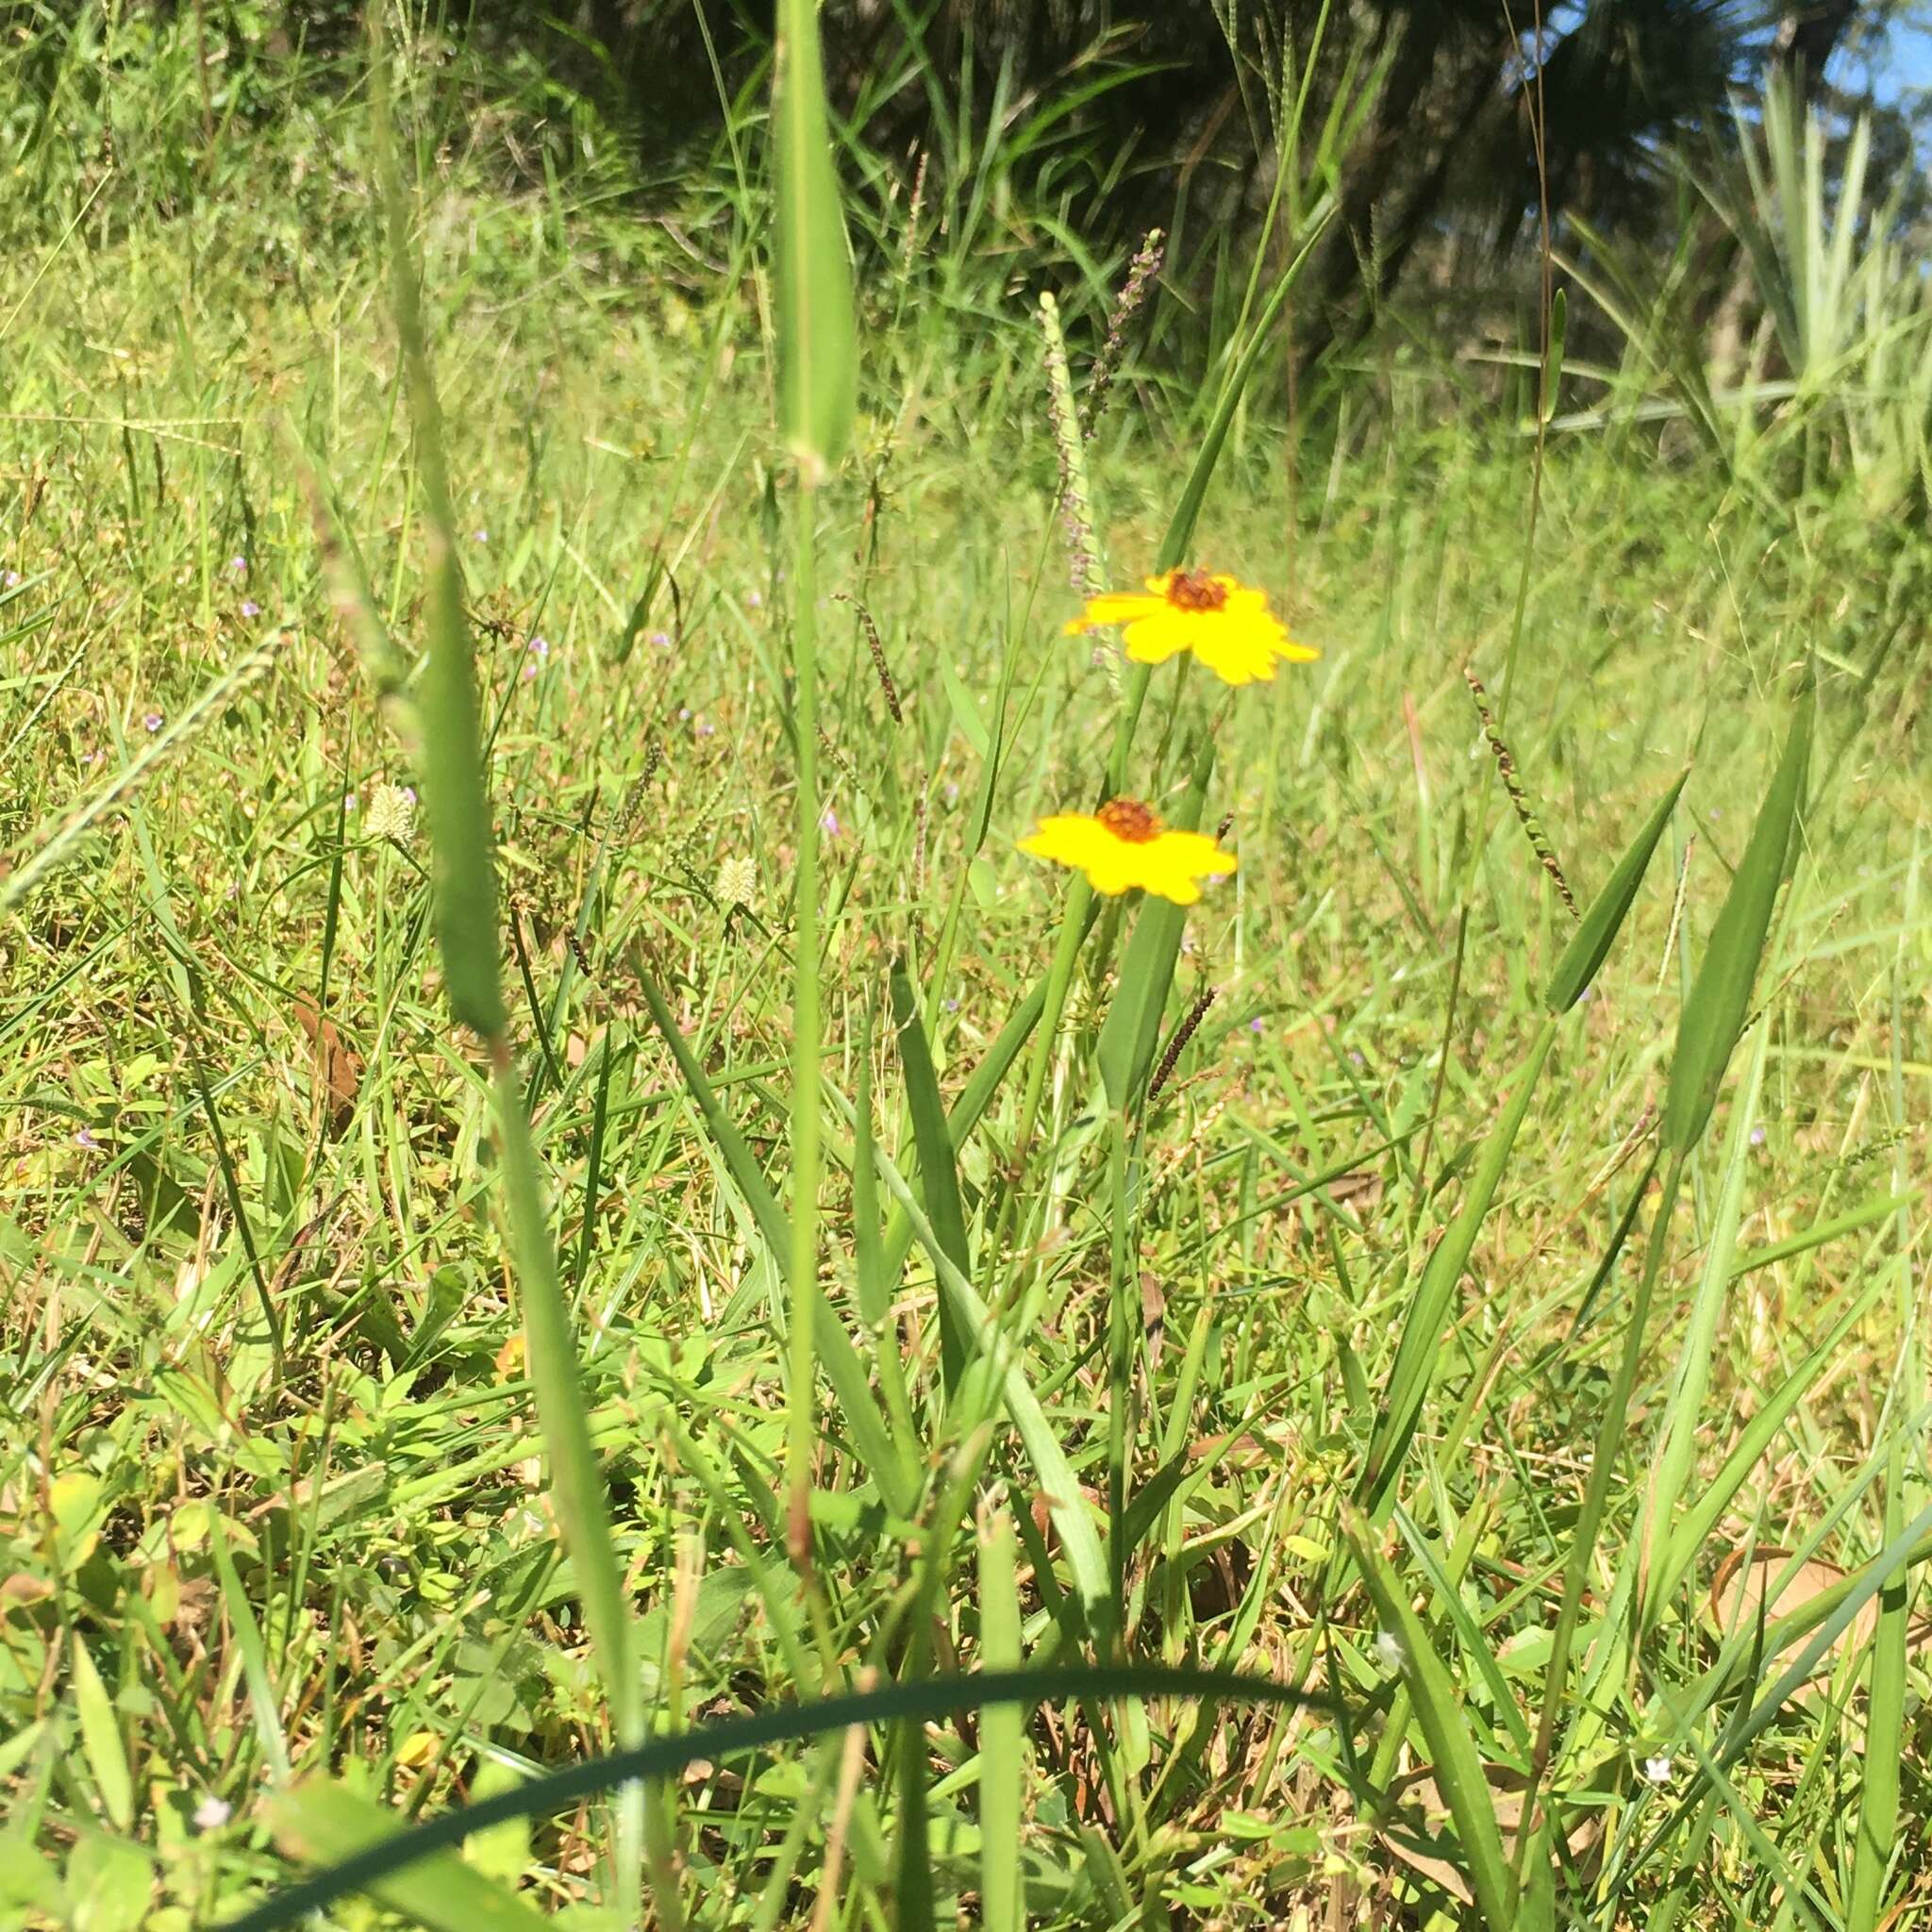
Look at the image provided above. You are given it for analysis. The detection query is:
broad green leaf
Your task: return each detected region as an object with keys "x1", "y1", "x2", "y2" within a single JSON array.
[
  {"x1": 1662, "y1": 694, "x2": 1811, "y2": 1153},
  {"x1": 1096, "y1": 731, "x2": 1216, "y2": 1111},
  {"x1": 891, "y1": 960, "x2": 969, "y2": 1393},
  {"x1": 69, "y1": 1638, "x2": 131, "y2": 1832},
  {"x1": 1543, "y1": 769, "x2": 1689, "y2": 1012},
  {"x1": 774, "y1": 0, "x2": 856, "y2": 476},
  {"x1": 1344, "y1": 1509, "x2": 1518, "y2": 1932},
  {"x1": 265, "y1": 1782, "x2": 551, "y2": 1932}
]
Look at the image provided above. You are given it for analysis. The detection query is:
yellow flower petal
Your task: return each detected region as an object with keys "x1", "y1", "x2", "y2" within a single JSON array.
[
  {"x1": 1071, "y1": 567, "x2": 1316, "y2": 686},
  {"x1": 1019, "y1": 810, "x2": 1236, "y2": 905}
]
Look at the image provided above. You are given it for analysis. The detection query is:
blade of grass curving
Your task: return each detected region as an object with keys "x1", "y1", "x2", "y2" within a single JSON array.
[
  {"x1": 226, "y1": 1665, "x2": 1325, "y2": 1932},
  {"x1": 774, "y1": 0, "x2": 855, "y2": 477},
  {"x1": 891, "y1": 959, "x2": 970, "y2": 1395},
  {"x1": 1661, "y1": 693, "x2": 1811, "y2": 1154},
  {"x1": 631, "y1": 958, "x2": 914, "y2": 1514},
  {"x1": 1343, "y1": 1507, "x2": 1518, "y2": 1932},
  {"x1": 1096, "y1": 730, "x2": 1216, "y2": 1112},
  {"x1": 977, "y1": 1516, "x2": 1026, "y2": 1932},
  {"x1": 68, "y1": 1636, "x2": 132, "y2": 1833},
  {"x1": 1638, "y1": 1024, "x2": 1769, "y2": 1636},
  {"x1": 265, "y1": 1782, "x2": 551, "y2": 1932},
  {"x1": 1543, "y1": 770, "x2": 1689, "y2": 1012},
  {"x1": 1653, "y1": 1269, "x2": 1890, "y2": 1618}
]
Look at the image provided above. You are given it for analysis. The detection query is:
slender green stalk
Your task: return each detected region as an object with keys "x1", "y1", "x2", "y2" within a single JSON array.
[{"x1": 785, "y1": 495, "x2": 823, "y2": 1568}]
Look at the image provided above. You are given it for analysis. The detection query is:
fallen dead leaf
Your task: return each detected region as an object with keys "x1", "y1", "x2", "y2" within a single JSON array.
[{"x1": 292, "y1": 991, "x2": 362, "y2": 1130}]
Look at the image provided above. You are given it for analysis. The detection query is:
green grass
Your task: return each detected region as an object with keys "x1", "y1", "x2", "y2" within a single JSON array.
[{"x1": 2, "y1": 10, "x2": 1928, "y2": 1930}]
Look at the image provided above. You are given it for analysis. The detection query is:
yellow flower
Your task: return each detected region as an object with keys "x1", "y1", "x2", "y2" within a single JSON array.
[
  {"x1": 1065, "y1": 568, "x2": 1316, "y2": 686},
  {"x1": 1019, "y1": 797, "x2": 1236, "y2": 905}
]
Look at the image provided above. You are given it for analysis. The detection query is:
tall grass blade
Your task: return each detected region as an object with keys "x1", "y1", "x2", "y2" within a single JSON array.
[
  {"x1": 631, "y1": 958, "x2": 914, "y2": 1513},
  {"x1": 371, "y1": 26, "x2": 505, "y2": 1042},
  {"x1": 774, "y1": 0, "x2": 855, "y2": 476},
  {"x1": 1343, "y1": 1507, "x2": 1518, "y2": 1931},
  {"x1": 1661, "y1": 693, "x2": 1811, "y2": 1154},
  {"x1": 1357, "y1": 1017, "x2": 1560, "y2": 1517},
  {"x1": 1543, "y1": 770, "x2": 1689, "y2": 1012},
  {"x1": 977, "y1": 1516, "x2": 1025, "y2": 1932},
  {"x1": 891, "y1": 960, "x2": 970, "y2": 1393}
]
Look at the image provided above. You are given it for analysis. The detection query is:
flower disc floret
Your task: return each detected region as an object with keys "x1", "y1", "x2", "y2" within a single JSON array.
[
  {"x1": 1020, "y1": 798, "x2": 1236, "y2": 905},
  {"x1": 1065, "y1": 567, "x2": 1317, "y2": 686}
]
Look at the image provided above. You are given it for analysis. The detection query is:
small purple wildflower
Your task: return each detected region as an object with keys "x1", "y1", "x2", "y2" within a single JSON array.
[
  {"x1": 3, "y1": 569, "x2": 20, "y2": 588},
  {"x1": 75, "y1": 1127, "x2": 97, "y2": 1148},
  {"x1": 1750, "y1": 1125, "x2": 1766, "y2": 1146},
  {"x1": 1249, "y1": 1017, "x2": 1265, "y2": 1035},
  {"x1": 648, "y1": 629, "x2": 671, "y2": 649},
  {"x1": 1349, "y1": 1049, "x2": 1365, "y2": 1067},
  {"x1": 698, "y1": 721, "x2": 715, "y2": 737},
  {"x1": 677, "y1": 707, "x2": 692, "y2": 722},
  {"x1": 192, "y1": 1794, "x2": 232, "y2": 1832},
  {"x1": 528, "y1": 635, "x2": 549, "y2": 658},
  {"x1": 241, "y1": 599, "x2": 260, "y2": 619},
  {"x1": 344, "y1": 793, "x2": 358, "y2": 809},
  {"x1": 746, "y1": 589, "x2": 762, "y2": 608},
  {"x1": 819, "y1": 808, "x2": 841, "y2": 837},
  {"x1": 943, "y1": 997, "x2": 960, "y2": 1012},
  {"x1": 143, "y1": 710, "x2": 163, "y2": 733},
  {"x1": 943, "y1": 782, "x2": 959, "y2": 803},
  {"x1": 228, "y1": 555, "x2": 247, "y2": 575},
  {"x1": 399, "y1": 786, "x2": 416, "y2": 806},
  {"x1": 473, "y1": 530, "x2": 489, "y2": 544}
]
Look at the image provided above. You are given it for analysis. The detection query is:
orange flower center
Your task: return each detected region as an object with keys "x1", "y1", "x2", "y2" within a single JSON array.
[
  {"x1": 1164, "y1": 570, "x2": 1228, "y2": 613},
  {"x1": 1098, "y1": 797, "x2": 1161, "y2": 843}
]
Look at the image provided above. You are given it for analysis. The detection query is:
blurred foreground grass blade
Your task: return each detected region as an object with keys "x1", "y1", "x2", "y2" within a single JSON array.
[
  {"x1": 1343, "y1": 1508, "x2": 1518, "y2": 1931},
  {"x1": 225, "y1": 1665, "x2": 1323, "y2": 1932},
  {"x1": 369, "y1": 17, "x2": 640, "y2": 1906},
  {"x1": 977, "y1": 1516, "x2": 1026, "y2": 1932},
  {"x1": 264, "y1": 1783, "x2": 549, "y2": 1932},
  {"x1": 1543, "y1": 769, "x2": 1689, "y2": 1012},
  {"x1": 891, "y1": 960, "x2": 970, "y2": 1394},
  {"x1": 774, "y1": 0, "x2": 855, "y2": 476},
  {"x1": 1357, "y1": 1017, "x2": 1560, "y2": 1518},
  {"x1": 631, "y1": 958, "x2": 916, "y2": 1515},
  {"x1": 372, "y1": 25, "x2": 504, "y2": 1043},
  {"x1": 1096, "y1": 732, "x2": 1215, "y2": 1112},
  {"x1": 1661, "y1": 693, "x2": 1812, "y2": 1153}
]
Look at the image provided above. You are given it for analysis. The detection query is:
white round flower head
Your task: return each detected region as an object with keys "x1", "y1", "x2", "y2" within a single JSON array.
[
  {"x1": 716, "y1": 856, "x2": 757, "y2": 910},
  {"x1": 366, "y1": 781, "x2": 417, "y2": 845},
  {"x1": 1643, "y1": 1755, "x2": 1673, "y2": 1787},
  {"x1": 193, "y1": 1793, "x2": 232, "y2": 1831}
]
